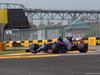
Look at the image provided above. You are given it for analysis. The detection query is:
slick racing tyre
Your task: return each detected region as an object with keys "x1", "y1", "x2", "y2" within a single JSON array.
[
  {"x1": 78, "y1": 43, "x2": 88, "y2": 53},
  {"x1": 51, "y1": 44, "x2": 60, "y2": 54},
  {"x1": 30, "y1": 44, "x2": 39, "y2": 51}
]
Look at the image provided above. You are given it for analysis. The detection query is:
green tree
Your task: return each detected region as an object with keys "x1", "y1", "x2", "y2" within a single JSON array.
[
  {"x1": 56, "y1": 22, "x2": 62, "y2": 26},
  {"x1": 53, "y1": 22, "x2": 62, "y2": 26},
  {"x1": 38, "y1": 24, "x2": 45, "y2": 27},
  {"x1": 30, "y1": 23, "x2": 37, "y2": 28},
  {"x1": 47, "y1": 21, "x2": 51, "y2": 27},
  {"x1": 80, "y1": 16, "x2": 86, "y2": 22},
  {"x1": 51, "y1": 22, "x2": 55, "y2": 26}
]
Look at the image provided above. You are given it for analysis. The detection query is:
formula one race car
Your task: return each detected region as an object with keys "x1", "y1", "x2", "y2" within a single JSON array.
[{"x1": 26, "y1": 37, "x2": 88, "y2": 53}]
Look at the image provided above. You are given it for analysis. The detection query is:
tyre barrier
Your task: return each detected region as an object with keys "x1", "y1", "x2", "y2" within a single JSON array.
[
  {"x1": 5, "y1": 39, "x2": 57, "y2": 47},
  {"x1": 4, "y1": 37, "x2": 100, "y2": 47},
  {"x1": 0, "y1": 42, "x2": 6, "y2": 51}
]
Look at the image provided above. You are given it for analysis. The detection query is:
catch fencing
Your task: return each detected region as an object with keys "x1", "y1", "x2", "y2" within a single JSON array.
[{"x1": 4, "y1": 22, "x2": 100, "y2": 42}]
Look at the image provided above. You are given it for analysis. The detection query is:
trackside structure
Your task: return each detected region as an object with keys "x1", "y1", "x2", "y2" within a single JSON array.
[
  {"x1": 0, "y1": 10, "x2": 8, "y2": 42},
  {"x1": 4, "y1": 21, "x2": 100, "y2": 41},
  {"x1": 0, "y1": 3, "x2": 100, "y2": 46},
  {"x1": 65, "y1": 20, "x2": 91, "y2": 38},
  {"x1": 0, "y1": 9, "x2": 30, "y2": 42}
]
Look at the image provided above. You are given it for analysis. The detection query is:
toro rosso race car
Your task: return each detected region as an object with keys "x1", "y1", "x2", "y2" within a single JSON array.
[{"x1": 26, "y1": 37, "x2": 88, "y2": 54}]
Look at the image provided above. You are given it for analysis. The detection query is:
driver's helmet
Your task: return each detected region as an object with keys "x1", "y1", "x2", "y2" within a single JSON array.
[{"x1": 58, "y1": 36, "x2": 63, "y2": 42}]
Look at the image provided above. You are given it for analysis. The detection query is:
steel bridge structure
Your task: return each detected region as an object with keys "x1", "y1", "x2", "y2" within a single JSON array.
[
  {"x1": 0, "y1": 3, "x2": 26, "y2": 10},
  {"x1": 0, "y1": 3, "x2": 100, "y2": 23},
  {"x1": 26, "y1": 9, "x2": 100, "y2": 21}
]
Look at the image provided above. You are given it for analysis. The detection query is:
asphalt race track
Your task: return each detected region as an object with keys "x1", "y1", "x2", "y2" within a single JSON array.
[{"x1": 0, "y1": 50, "x2": 100, "y2": 75}]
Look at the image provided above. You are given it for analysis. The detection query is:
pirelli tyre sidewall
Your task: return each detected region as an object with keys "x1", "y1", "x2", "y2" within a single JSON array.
[
  {"x1": 78, "y1": 43, "x2": 88, "y2": 53},
  {"x1": 51, "y1": 44, "x2": 60, "y2": 54}
]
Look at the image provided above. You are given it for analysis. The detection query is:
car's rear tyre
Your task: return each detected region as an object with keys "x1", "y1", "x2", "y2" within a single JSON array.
[
  {"x1": 51, "y1": 44, "x2": 60, "y2": 54},
  {"x1": 30, "y1": 44, "x2": 39, "y2": 51},
  {"x1": 78, "y1": 43, "x2": 88, "y2": 53}
]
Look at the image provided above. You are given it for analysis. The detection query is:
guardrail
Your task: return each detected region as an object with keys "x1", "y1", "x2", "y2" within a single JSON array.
[{"x1": 4, "y1": 37, "x2": 100, "y2": 47}]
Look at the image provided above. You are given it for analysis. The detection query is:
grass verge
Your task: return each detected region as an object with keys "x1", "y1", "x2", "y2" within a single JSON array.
[
  {"x1": 0, "y1": 49, "x2": 26, "y2": 55},
  {"x1": 89, "y1": 49, "x2": 97, "y2": 51}
]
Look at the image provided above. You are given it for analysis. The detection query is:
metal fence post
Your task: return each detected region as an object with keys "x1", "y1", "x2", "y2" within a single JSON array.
[
  {"x1": 62, "y1": 26, "x2": 65, "y2": 37},
  {"x1": 45, "y1": 27, "x2": 47, "y2": 39}
]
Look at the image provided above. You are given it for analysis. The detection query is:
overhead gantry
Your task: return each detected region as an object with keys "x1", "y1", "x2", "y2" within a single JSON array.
[{"x1": 0, "y1": 3, "x2": 100, "y2": 22}]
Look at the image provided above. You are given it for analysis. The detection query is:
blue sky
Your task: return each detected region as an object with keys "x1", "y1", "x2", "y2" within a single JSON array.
[{"x1": 0, "y1": 0, "x2": 100, "y2": 10}]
